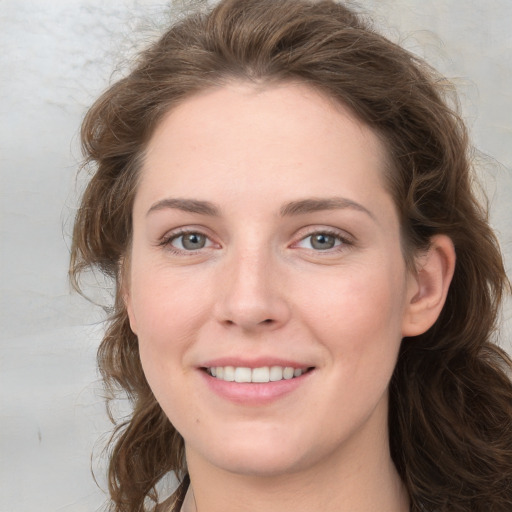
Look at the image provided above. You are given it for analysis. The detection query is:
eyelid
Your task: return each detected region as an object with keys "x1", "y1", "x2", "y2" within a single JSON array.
[
  {"x1": 156, "y1": 224, "x2": 354, "y2": 254},
  {"x1": 158, "y1": 226, "x2": 220, "y2": 253},
  {"x1": 291, "y1": 226, "x2": 355, "y2": 251}
]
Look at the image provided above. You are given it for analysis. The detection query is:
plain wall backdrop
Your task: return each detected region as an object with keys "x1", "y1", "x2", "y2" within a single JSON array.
[{"x1": 1, "y1": 1, "x2": 511, "y2": 510}]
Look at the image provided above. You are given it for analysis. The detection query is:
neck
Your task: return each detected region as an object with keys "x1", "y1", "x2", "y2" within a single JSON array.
[{"x1": 181, "y1": 411, "x2": 409, "y2": 512}]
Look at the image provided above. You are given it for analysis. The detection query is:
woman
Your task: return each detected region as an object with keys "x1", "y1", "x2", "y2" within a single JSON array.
[{"x1": 70, "y1": 0, "x2": 512, "y2": 511}]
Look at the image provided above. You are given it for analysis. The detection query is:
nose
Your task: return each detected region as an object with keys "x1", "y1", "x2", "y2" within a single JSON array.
[{"x1": 213, "y1": 245, "x2": 291, "y2": 332}]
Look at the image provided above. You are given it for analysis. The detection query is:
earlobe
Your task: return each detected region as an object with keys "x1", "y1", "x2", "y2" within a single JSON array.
[
  {"x1": 402, "y1": 235, "x2": 456, "y2": 337},
  {"x1": 119, "y1": 256, "x2": 138, "y2": 335},
  {"x1": 125, "y1": 293, "x2": 138, "y2": 335}
]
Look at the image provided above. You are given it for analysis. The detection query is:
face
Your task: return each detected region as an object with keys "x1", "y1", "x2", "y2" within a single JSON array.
[{"x1": 125, "y1": 82, "x2": 417, "y2": 478}]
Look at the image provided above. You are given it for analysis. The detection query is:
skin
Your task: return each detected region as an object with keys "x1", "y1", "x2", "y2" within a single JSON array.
[{"x1": 125, "y1": 82, "x2": 455, "y2": 512}]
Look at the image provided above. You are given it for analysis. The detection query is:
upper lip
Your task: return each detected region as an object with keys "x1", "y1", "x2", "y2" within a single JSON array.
[{"x1": 200, "y1": 357, "x2": 313, "y2": 369}]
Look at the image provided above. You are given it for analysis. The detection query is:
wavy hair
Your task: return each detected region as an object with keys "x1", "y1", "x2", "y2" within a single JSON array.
[{"x1": 70, "y1": 1, "x2": 512, "y2": 510}]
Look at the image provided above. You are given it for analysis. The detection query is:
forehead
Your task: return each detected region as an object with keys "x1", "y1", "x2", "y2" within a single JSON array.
[{"x1": 137, "y1": 82, "x2": 391, "y2": 212}]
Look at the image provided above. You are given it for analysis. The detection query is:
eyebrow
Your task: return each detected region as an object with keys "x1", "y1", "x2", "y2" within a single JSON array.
[
  {"x1": 147, "y1": 198, "x2": 220, "y2": 217},
  {"x1": 280, "y1": 197, "x2": 376, "y2": 220},
  {"x1": 147, "y1": 196, "x2": 375, "y2": 220}
]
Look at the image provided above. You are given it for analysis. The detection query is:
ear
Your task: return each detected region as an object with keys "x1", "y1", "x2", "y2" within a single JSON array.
[
  {"x1": 402, "y1": 235, "x2": 456, "y2": 337},
  {"x1": 119, "y1": 256, "x2": 138, "y2": 335}
]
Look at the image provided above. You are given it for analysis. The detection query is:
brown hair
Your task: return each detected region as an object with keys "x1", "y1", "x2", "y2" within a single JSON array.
[{"x1": 70, "y1": 1, "x2": 512, "y2": 511}]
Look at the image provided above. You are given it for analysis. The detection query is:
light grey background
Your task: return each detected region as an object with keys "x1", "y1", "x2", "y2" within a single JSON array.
[{"x1": 1, "y1": 1, "x2": 511, "y2": 511}]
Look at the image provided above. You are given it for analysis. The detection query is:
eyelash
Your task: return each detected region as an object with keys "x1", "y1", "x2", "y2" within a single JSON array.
[
  {"x1": 158, "y1": 228, "x2": 353, "y2": 255},
  {"x1": 294, "y1": 228, "x2": 353, "y2": 253},
  {"x1": 158, "y1": 229, "x2": 214, "y2": 255}
]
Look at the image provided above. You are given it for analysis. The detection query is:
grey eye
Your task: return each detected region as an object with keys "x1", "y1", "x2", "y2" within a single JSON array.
[
  {"x1": 176, "y1": 232, "x2": 208, "y2": 250},
  {"x1": 309, "y1": 233, "x2": 337, "y2": 250}
]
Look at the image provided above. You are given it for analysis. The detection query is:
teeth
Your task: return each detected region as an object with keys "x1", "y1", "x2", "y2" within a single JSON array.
[
  {"x1": 208, "y1": 365, "x2": 308, "y2": 383},
  {"x1": 269, "y1": 366, "x2": 283, "y2": 381},
  {"x1": 234, "y1": 367, "x2": 252, "y2": 383},
  {"x1": 252, "y1": 366, "x2": 270, "y2": 383},
  {"x1": 223, "y1": 366, "x2": 235, "y2": 382},
  {"x1": 283, "y1": 367, "x2": 294, "y2": 379}
]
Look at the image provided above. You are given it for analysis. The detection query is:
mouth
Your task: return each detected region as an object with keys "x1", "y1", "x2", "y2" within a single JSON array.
[{"x1": 204, "y1": 365, "x2": 314, "y2": 383}]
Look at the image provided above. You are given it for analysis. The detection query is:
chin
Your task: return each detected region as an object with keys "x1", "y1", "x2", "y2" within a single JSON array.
[
  {"x1": 207, "y1": 449, "x2": 307, "y2": 478},
  {"x1": 186, "y1": 425, "x2": 325, "y2": 478}
]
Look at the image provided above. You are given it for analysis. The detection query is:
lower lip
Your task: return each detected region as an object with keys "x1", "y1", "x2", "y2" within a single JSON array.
[{"x1": 200, "y1": 370, "x2": 313, "y2": 405}]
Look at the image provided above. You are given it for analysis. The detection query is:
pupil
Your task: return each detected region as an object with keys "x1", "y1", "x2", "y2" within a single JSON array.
[
  {"x1": 312, "y1": 234, "x2": 335, "y2": 250},
  {"x1": 183, "y1": 233, "x2": 205, "y2": 250}
]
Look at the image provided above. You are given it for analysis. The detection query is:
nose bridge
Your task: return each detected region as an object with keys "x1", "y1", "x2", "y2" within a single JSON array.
[{"x1": 215, "y1": 237, "x2": 290, "y2": 330}]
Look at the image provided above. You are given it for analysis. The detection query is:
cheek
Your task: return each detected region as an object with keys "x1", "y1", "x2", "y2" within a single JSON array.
[
  {"x1": 127, "y1": 269, "x2": 200, "y2": 385},
  {"x1": 130, "y1": 264, "x2": 205, "y2": 338},
  {"x1": 296, "y1": 258, "x2": 407, "y2": 367},
  {"x1": 129, "y1": 273, "x2": 205, "y2": 424},
  {"x1": 304, "y1": 259, "x2": 405, "y2": 323}
]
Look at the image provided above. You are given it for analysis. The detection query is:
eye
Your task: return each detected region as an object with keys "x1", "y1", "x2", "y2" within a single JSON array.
[
  {"x1": 167, "y1": 231, "x2": 213, "y2": 251},
  {"x1": 296, "y1": 231, "x2": 347, "y2": 251}
]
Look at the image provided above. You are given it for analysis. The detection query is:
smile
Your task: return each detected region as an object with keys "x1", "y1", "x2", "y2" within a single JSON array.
[{"x1": 206, "y1": 366, "x2": 311, "y2": 383}]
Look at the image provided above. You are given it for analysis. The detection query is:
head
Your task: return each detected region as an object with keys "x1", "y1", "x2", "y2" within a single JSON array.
[{"x1": 70, "y1": 0, "x2": 509, "y2": 510}]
